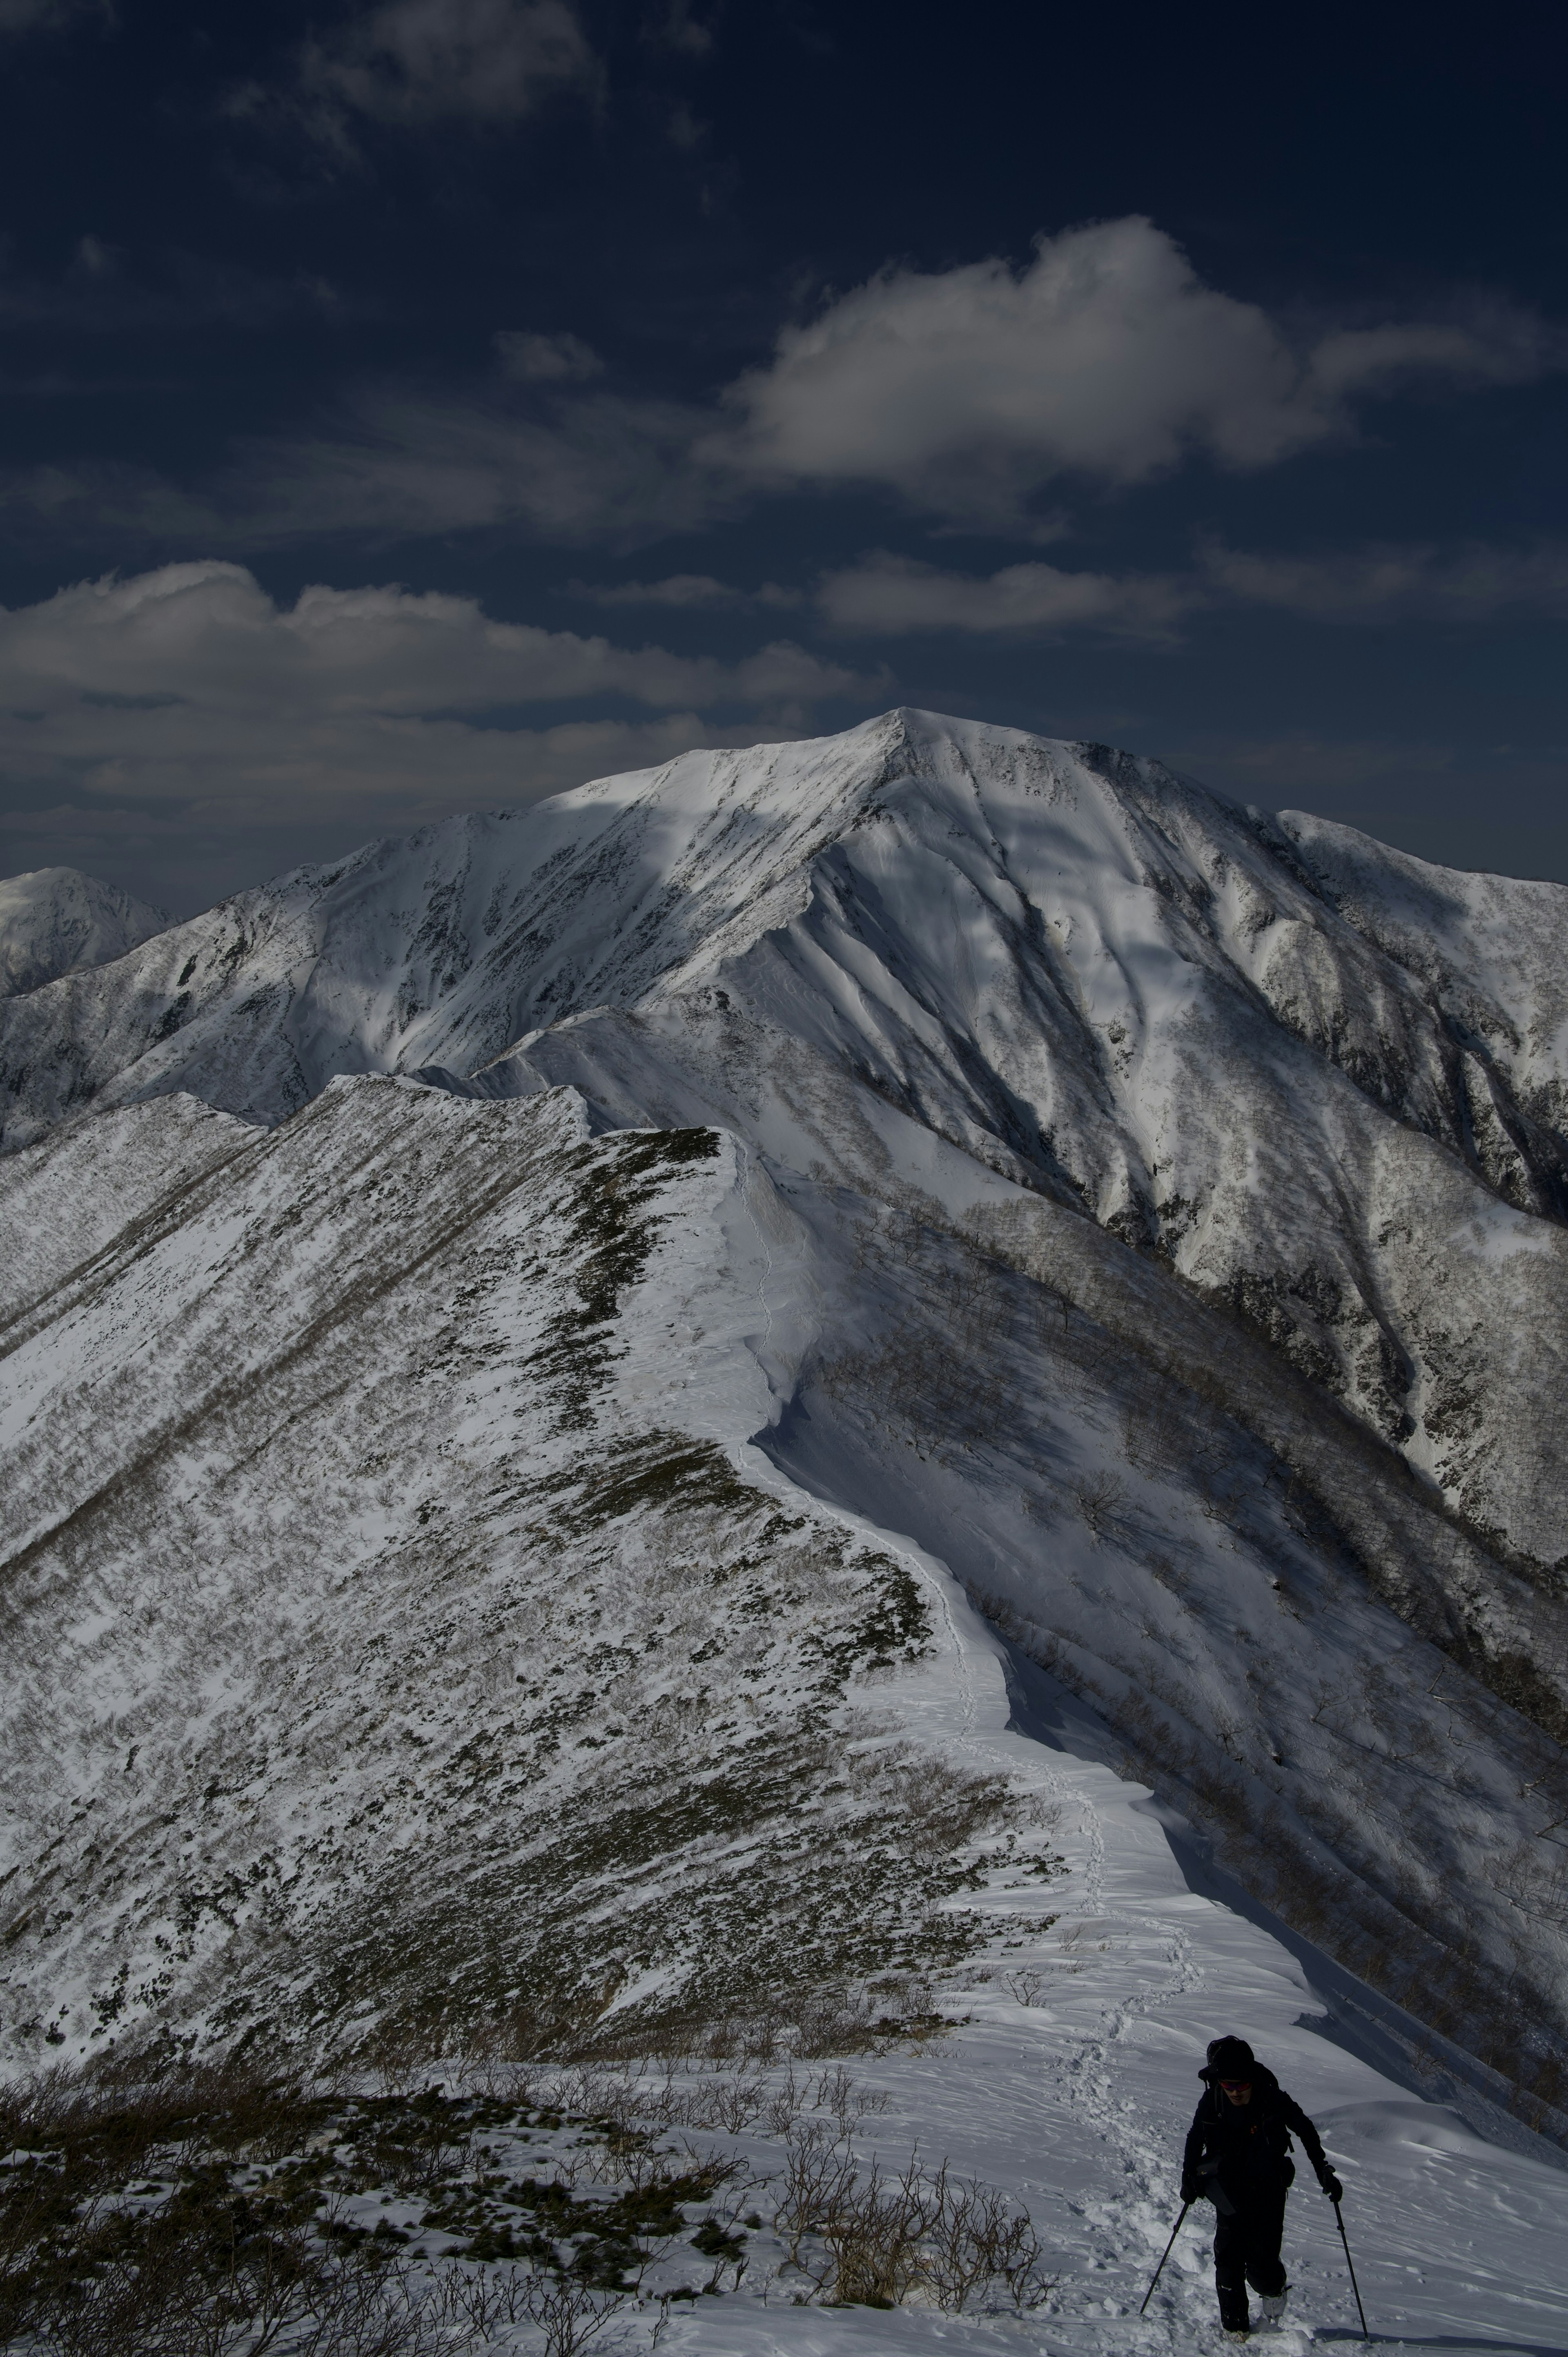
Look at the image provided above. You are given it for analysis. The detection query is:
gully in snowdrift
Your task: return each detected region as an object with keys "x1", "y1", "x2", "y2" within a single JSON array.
[{"x1": 1181, "y1": 2035, "x2": 1343, "y2": 2337}]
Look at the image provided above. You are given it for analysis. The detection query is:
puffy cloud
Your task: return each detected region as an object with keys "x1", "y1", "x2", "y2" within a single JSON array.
[
  {"x1": 301, "y1": 0, "x2": 598, "y2": 127},
  {"x1": 2, "y1": 223, "x2": 1553, "y2": 563},
  {"x1": 0, "y1": 562, "x2": 879, "y2": 834},
  {"x1": 494, "y1": 329, "x2": 604, "y2": 383},
  {"x1": 817, "y1": 551, "x2": 1197, "y2": 641},
  {"x1": 710, "y1": 217, "x2": 1558, "y2": 524}
]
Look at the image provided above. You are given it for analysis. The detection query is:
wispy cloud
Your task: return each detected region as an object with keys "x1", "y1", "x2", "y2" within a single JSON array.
[
  {"x1": 0, "y1": 0, "x2": 108, "y2": 33},
  {"x1": 494, "y1": 330, "x2": 604, "y2": 383},
  {"x1": 812, "y1": 540, "x2": 1568, "y2": 642},
  {"x1": 817, "y1": 551, "x2": 1197, "y2": 640},
  {"x1": 223, "y1": 0, "x2": 601, "y2": 163},
  {"x1": 300, "y1": 0, "x2": 599, "y2": 132},
  {"x1": 1197, "y1": 540, "x2": 1568, "y2": 622},
  {"x1": 568, "y1": 573, "x2": 803, "y2": 610}
]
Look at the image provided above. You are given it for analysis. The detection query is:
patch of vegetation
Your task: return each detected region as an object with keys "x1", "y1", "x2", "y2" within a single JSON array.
[
  {"x1": 534, "y1": 1128, "x2": 724, "y2": 1429},
  {"x1": 0, "y1": 2065, "x2": 740, "y2": 2355}
]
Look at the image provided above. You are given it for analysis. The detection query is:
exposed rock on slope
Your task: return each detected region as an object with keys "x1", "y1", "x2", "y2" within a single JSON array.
[{"x1": 0, "y1": 865, "x2": 169, "y2": 1000}]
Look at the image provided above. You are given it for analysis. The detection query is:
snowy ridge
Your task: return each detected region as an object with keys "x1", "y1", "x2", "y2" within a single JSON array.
[{"x1": 3, "y1": 711, "x2": 1568, "y2": 2355}]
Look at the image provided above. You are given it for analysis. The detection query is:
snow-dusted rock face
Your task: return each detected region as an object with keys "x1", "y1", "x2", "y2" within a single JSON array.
[
  {"x1": 4, "y1": 710, "x2": 1568, "y2": 2116},
  {"x1": 0, "y1": 864, "x2": 169, "y2": 1000}
]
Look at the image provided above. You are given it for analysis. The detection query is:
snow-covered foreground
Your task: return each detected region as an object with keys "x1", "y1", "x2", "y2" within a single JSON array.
[
  {"x1": 628, "y1": 1600, "x2": 1568, "y2": 2357},
  {"x1": 500, "y1": 1579, "x2": 1568, "y2": 2357}
]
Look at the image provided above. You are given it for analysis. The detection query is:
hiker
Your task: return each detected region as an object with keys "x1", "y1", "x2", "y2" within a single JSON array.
[{"x1": 1181, "y1": 2034, "x2": 1343, "y2": 2338}]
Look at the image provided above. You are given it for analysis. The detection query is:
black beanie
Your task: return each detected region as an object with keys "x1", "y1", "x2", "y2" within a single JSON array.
[{"x1": 1200, "y1": 2035, "x2": 1256, "y2": 2082}]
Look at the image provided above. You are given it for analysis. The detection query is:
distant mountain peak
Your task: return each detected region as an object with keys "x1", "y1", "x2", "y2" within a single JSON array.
[{"x1": 0, "y1": 863, "x2": 170, "y2": 1001}]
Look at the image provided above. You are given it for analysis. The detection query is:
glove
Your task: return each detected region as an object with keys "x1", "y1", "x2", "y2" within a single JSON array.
[
  {"x1": 1320, "y1": 2171, "x2": 1343, "y2": 2203},
  {"x1": 1181, "y1": 2171, "x2": 1202, "y2": 2205}
]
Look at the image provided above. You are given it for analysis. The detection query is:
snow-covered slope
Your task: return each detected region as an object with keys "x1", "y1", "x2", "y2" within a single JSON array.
[
  {"x1": 4, "y1": 708, "x2": 1568, "y2": 2224},
  {"x1": 0, "y1": 863, "x2": 169, "y2": 999},
  {"x1": 3, "y1": 713, "x2": 1566, "y2": 1566},
  {"x1": 3, "y1": 1077, "x2": 1566, "y2": 2357},
  {"x1": 0, "y1": 1078, "x2": 973, "y2": 2065}
]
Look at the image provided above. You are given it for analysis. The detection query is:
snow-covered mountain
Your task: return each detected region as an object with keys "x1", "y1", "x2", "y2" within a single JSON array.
[
  {"x1": 5, "y1": 712, "x2": 1565, "y2": 1561},
  {"x1": 0, "y1": 863, "x2": 169, "y2": 1000},
  {"x1": 4, "y1": 709, "x2": 1568, "y2": 2173}
]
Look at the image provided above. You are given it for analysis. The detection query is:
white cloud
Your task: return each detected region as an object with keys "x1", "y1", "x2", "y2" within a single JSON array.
[
  {"x1": 300, "y1": 0, "x2": 597, "y2": 130},
  {"x1": 709, "y1": 217, "x2": 1558, "y2": 523},
  {"x1": 0, "y1": 562, "x2": 879, "y2": 830},
  {"x1": 817, "y1": 551, "x2": 1197, "y2": 641},
  {"x1": 494, "y1": 329, "x2": 604, "y2": 382}
]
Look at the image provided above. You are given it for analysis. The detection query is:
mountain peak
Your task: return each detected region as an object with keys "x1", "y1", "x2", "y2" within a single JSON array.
[{"x1": 0, "y1": 864, "x2": 171, "y2": 1001}]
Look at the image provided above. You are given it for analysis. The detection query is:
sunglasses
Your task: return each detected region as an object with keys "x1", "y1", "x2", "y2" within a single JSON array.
[{"x1": 1219, "y1": 2079, "x2": 1253, "y2": 2092}]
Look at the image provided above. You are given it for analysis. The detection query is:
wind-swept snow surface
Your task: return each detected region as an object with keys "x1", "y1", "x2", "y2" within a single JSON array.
[{"x1": 3, "y1": 711, "x2": 1567, "y2": 2357}]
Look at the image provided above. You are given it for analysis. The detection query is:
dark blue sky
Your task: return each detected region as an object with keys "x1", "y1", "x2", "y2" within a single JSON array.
[{"x1": 0, "y1": 0, "x2": 1564, "y2": 912}]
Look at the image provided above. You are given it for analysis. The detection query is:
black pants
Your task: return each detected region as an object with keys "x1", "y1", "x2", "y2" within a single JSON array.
[{"x1": 1213, "y1": 2191, "x2": 1287, "y2": 2326}]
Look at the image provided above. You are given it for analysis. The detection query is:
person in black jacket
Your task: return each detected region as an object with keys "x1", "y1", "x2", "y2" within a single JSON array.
[{"x1": 1181, "y1": 2034, "x2": 1343, "y2": 2337}]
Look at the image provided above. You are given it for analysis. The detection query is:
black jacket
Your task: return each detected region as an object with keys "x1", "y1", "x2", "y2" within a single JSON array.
[{"x1": 1182, "y1": 2066, "x2": 1330, "y2": 2209}]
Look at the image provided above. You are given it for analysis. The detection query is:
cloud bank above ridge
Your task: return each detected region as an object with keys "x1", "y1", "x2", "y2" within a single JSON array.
[{"x1": 0, "y1": 561, "x2": 884, "y2": 905}]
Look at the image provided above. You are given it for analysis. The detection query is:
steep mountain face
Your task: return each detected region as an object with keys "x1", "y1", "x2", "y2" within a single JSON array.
[
  {"x1": 0, "y1": 865, "x2": 169, "y2": 1000},
  {"x1": 10, "y1": 711, "x2": 1560, "y2": 1552},
  {"x1": 4, "y1": 709, "x2": 1568, "y2": 2117}
]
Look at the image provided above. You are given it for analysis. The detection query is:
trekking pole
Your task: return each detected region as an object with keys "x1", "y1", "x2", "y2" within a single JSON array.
[
  {"x1": 1139, "y1": 2201, "x2": 1191, "y2": 2315},
  {"x1": 1332, "y1": 2197, "x2": 1370, "y2": 2339}
]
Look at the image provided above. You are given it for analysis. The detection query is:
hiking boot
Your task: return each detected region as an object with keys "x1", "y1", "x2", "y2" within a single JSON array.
[
  {"x1": 1259, "y1": 2292, "x2": 1287, "y2": 2324},
  {"x1": 1223, "y1": 2330, "x2": 1251, "y2": 2343}
]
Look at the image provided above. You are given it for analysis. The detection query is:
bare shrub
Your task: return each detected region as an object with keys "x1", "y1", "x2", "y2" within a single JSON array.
[
  {"x1": 755, "y1": 2065, "x2": 888, "y2": 2137},
  {"x1": 17, "y1": 2227, "x2": 474, "y2": 2357},
  {"x1": 772, "y1": 2123, "x2": 1047, "y2": 2311},
  {"x1": 1071, "y1": 1470, "x2": 1126, "y2": 1540},
  {"x1": 514, "y1": 2272, "x2": 637, "y2": 2347},
  {"x1": 773, "y1": 2120, "x2": 861, "y2": 2276},
  {"x1": 922, "y1": 2168, "x2": 1045, "y2": 2313}
]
